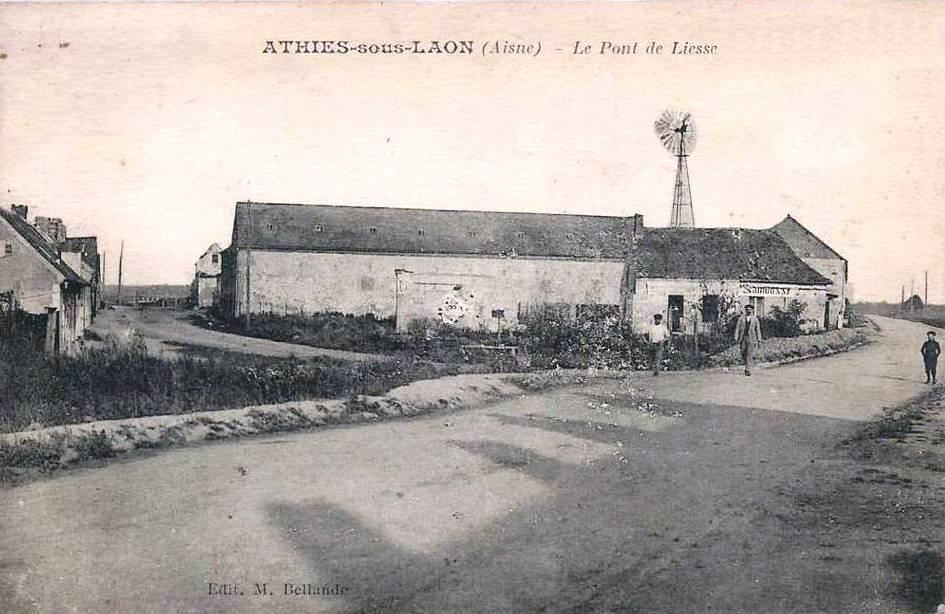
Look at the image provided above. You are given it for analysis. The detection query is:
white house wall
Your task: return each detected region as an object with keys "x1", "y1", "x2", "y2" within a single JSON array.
[{"x1": 631, "y1": 278, "x2": 831, "y2": 333}]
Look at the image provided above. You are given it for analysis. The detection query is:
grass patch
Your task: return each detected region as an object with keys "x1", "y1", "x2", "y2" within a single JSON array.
[
  {"x1": 0, "y1": 332, "x2": 463, "y2": 433},
  {"x1": 846, "y1": 386, "x2": 945, "y2": 444}
]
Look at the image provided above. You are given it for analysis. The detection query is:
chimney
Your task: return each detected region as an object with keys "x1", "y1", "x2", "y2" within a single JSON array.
[{"x1": 11, "y1": 204, "x2": 28, "y2": 219}]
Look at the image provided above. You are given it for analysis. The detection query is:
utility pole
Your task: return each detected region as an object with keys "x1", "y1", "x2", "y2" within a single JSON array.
[
  {"x1": 901, "y1": 285, "x2": 905, "y2": 312},
  {"x1": 117, "y1": 240, "x2": 124, "y2": 306},
  {"x1": 924, "y1": 270, "x2": 928, "y2": 307},
  {"x1": 911, "y1": 277, "x2": 915, "y2": 312}
]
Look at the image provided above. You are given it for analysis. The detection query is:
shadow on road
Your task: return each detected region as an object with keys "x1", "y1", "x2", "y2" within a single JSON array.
[{"x1": 263, "y1": 399, "x2": 915, "y2": 613}]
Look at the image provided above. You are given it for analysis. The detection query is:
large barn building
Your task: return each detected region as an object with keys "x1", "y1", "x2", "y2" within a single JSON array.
[{"x1": 219, "y1": 202, "x2": 841, "y2": 333}]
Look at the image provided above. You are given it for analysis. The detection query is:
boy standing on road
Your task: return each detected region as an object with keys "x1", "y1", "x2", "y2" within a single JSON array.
[
  {"x1": 734, "y1": 304, "x2": 763, "y2": 376},
  {"x1": 921, "y1": 331, "x2": 940, "y2": 384},
  {"x1": 647, "y1": 313, "x2": 670, "y2": 376}
]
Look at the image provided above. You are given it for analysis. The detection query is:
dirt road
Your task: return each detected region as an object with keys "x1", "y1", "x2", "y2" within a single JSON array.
[
  {"x1": 1, "y1": 316, "x2": 942, "y2": 613},
  {"x1": 90, "y1": 307, "x2": 385, "y2": 361}
]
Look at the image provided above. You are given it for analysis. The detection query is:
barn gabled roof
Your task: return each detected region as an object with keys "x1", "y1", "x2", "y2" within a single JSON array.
[
  {"x1": 228, "y1": 202, "x2": 832, "y2": 286},
  {"x1": 771, "y1": 215, "x2": 846, "y2": 261},
  {"x1": 231, "y1": 201, "x2": 640, "y2": 261},
  {"x1": 0, "y1": 207, "x2": 87, "y2": 285}
]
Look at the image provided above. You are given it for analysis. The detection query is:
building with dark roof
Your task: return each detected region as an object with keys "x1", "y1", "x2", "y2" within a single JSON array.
[
  {"x1": 219, "y1": 201, "x2": 841, "y2": 333},
  {"x1": 0, "y1": 205, "x2": 93, "y2": 353},
  {"x1": 772, "y1": 214, "x2": 848, "y2": 327}
]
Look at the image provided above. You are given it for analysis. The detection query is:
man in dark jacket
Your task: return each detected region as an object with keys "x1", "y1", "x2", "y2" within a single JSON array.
[{"x1": 921, "y1": 331, "x2": 941, "y2": 384}]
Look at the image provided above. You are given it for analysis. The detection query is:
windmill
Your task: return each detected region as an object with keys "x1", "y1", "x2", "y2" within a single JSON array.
[{"x1": 655, "y1": 110, "x2": 696, "y2": 228}]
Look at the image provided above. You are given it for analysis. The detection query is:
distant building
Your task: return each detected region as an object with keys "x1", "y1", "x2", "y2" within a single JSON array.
[
  {"x1": 903, "y1": 294, "x2": 924, "y2": 312},
  {"x1": 219, "y1": 202, "x2": 840, "y2": 333},
  {"x1": 192, "y1": 243, "x2": 222, "y2": 309},
  {"x1": 0, "y1": 205, "x2": 93, "y2": 353}
]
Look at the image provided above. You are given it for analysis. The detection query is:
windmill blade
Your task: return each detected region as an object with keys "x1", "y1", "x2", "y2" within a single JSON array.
[
  {"x1": 654, "y1": 109, "x2": 677, "y2": 136},
  {"x1": 655, "y1": 109, "x2": 695, "y2": 154},
  {"x1": 660, "y1": 131, "x2": 680, "y2": 153}
]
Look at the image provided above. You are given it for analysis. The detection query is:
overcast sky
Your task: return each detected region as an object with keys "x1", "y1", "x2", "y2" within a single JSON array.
[{"x1": 2, "y1": 2, "x2": 943, "y2": 302}]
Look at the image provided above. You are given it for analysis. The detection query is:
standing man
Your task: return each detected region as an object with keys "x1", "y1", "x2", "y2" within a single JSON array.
[
  {"x1": 734, "y1": 304, "x2": 763, "y2": 376},
  {"x1": 921, "y1": 331, "x2": 940, "y2": 384},
  {"x1": 647, "y1": 313, "x2": 670, "y2": 376}
]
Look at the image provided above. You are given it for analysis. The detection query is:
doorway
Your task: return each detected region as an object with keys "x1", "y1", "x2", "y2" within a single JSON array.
[{"x1": 668, "y1": 295, "x2": 684, "y2": 332}]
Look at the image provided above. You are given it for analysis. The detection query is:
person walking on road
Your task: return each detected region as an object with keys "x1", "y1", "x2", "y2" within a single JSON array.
[
  {"x1": 921, "y1": 330, "x2": 940, "y2": 384},
  {"x1": 647, "y1": 313, "x2": 670, "y2": 376},
  {"x1": 734, "y1": 304, "x2": 763, "y2": 376}
]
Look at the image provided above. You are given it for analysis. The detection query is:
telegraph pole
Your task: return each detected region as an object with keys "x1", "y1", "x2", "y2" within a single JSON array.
[
  {"x1": 117, "y1": 240, "x2": 124, "y2": 306},
  {"x1": 924, "y1": 270, "x2": 928, "y2": 307}
]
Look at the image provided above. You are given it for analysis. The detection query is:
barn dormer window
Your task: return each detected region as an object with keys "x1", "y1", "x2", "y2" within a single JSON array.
[
  {"x1": 369, "y1": 227, "x2": 377, "y2": 235},
  {"x1": 314, "y1": 224, "x2": 324, "y2": 233}
]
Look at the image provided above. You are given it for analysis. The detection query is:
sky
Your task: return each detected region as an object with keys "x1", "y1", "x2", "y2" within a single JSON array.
[{"x1": 1, "y1": 1, "x2": 944, "y2": 302}]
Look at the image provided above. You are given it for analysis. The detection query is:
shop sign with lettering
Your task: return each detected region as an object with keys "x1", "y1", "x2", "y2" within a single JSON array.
[{"x1": 738, "y1": 283, "x2": 798, "y2": 297}]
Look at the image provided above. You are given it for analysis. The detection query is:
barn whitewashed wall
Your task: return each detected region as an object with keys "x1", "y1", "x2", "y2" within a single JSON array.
[{"x1": 228, "y1": 249, "x2": 625, "y2": 328}]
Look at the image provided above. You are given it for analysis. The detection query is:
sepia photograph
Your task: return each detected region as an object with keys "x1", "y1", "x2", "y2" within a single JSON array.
[{"x1": 1, "y1": 1, "x2": 944, "y2": 612}]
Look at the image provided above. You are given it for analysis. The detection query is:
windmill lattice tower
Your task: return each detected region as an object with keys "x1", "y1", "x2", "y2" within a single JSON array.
[{"x1": 655, "y1": 110, "x2": 696, "y2": 228}]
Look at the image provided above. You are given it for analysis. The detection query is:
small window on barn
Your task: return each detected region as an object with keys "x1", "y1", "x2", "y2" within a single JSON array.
[
  {"x1": 211, "y1": 254, "x2": 219, "y2": 264},
  {"x1": 360, "y1": 277, "x2": 374, "y2": 291},
  {"x1": 565, "y1": 232, "x2": 576, "y2": 241},
  {"x1": 418, "y1": 229, "x2": 425, "y2": 236},
  {"x1": 266, "y1": 223, "x2": 275, "y2": 231},
  {"x1": 467, "y1": 230, "x2": 477, "y2": 238},
  {"x1": 1, "y1": 242, "x2": 10, "y2": 257},
  {"x1": 369, "y1": 227, "x2": 377, "y2": 235},
  {"x1": 515, "y1": 231, "x2": 526, "y2": 239},
  {"x1": 314, "y1": 224, "x2": 324, "y2": 233}
]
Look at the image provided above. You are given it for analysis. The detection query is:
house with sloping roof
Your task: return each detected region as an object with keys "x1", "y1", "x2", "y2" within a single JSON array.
[
  {"x1": 192, "y1": 243, "x2": 222, "y2": 309},
  {"x1": 771, "y1": 214, "x2": 848, "y2": 327},
  {"x1": 219, "y1": 201, "x2": 839, "y2": 333},
  {"x1": 0, "y1": 205, "x2": 93, "y2": 353},
  {"x1": 631, "y1": 227, "x2": 833, "y2": 334}
]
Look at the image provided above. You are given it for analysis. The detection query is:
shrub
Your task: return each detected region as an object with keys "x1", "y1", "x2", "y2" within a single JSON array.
[
  {"x1": 518, "y1": 308, "x2": 649, "y2": 370},
  {"x1": 0, "y1": 333, "x2": 463, "y2": 433},
  {"x1": 761, "y1": 300, "x2": 807, "y2": 338}
]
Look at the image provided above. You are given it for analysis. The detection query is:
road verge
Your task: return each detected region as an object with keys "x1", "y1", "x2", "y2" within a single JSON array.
[{"x1": 0, "y1": 370, "x2": 588, "y2": 484}]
